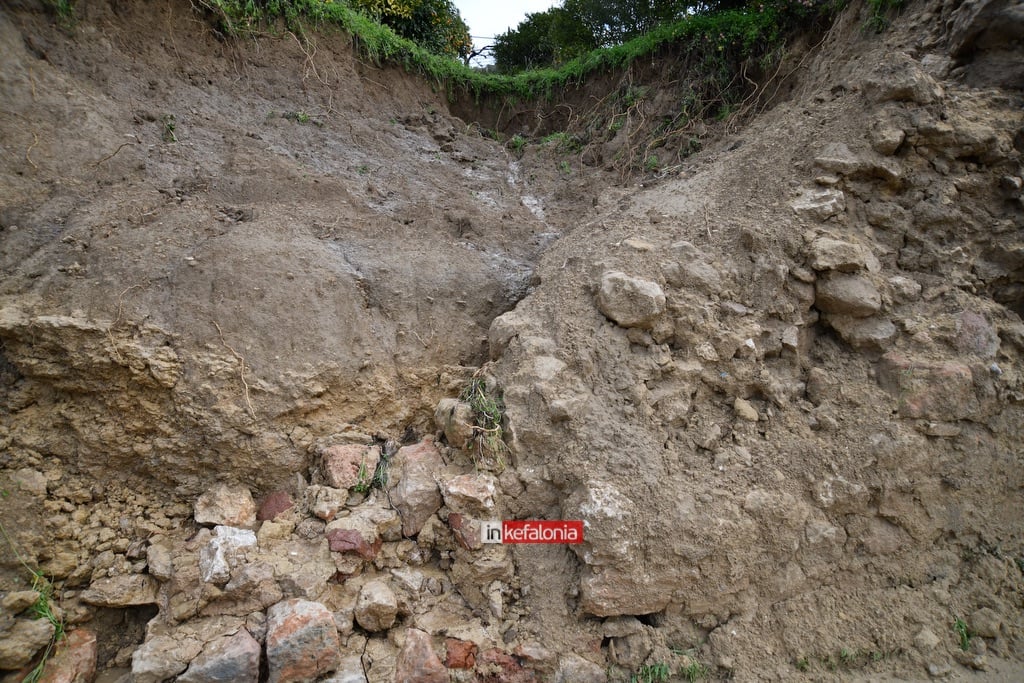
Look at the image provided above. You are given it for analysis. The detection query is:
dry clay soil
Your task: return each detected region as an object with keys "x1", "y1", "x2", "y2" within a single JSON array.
[{"x1": 1, "y1": 0, "x2": 1024, "y2": 680}]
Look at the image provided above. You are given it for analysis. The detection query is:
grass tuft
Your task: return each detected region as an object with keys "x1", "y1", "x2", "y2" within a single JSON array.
[
  {"x1": 0, "y1": 521, "x2": 66, "y2": 683},
  {"x1": 459, "y1": 377, "x2": 508, "y2": 468},
  {"x1": 954, "y1": 616, "x2": 972, "y2": 652}
]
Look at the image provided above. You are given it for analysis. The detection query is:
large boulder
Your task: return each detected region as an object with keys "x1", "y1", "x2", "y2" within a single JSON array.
[
  {"x1": 131, "y1": 635, "x2": 204, "y2": 683},
  {"x1": 387, "y1": 439, "x2": 444, "y2": 537},
  {"x1": 266, "y1": 599, "x2": 342, "y2": 683},
  {"x1": 178, "y1": 630, "x2": 261, "y2": 683}
]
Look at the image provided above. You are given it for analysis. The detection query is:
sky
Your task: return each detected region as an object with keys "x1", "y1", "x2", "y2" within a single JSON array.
[{"x1": 454, "y1": 0, "x2": 560, "y2": 65}]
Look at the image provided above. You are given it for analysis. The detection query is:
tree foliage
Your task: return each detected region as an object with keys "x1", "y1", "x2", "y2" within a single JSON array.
[
  {"x1": 384, "y1": 0, "x2": 472, "y2": 59},
  {"x1": 349, "y1": 0, "x2": 417, "y2": 20},
  {"x1": 350, "y1": 0, "x2": 470, "y2": 58},
  {"x1": 492, "y1": 9, "x2": 596, "y2": 73},
  {"x1": 493, "y1": 0, "x2": 759, "y2": 72}
]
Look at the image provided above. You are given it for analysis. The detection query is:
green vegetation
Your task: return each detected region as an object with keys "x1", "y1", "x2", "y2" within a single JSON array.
[
  {"x1": 45, "y1": 0, "x2": 75, "y2": 27},
  {"x1": 803, "y1": 647, "x2": 892, "y2": 673},
  {"x1": 631, "y1": 662, "x2": 671, "y2": 683},
  {"x1": 628, "y1": 659, "x2": 708, "y2": 682},
  {"x1": 182, "y1": 0, "x2": 842, "y2": 106},
  {"x1": 508, "y1": 134, "x2": 527, "y2": 156},
  {"x1": 161, "y1": 114, "x2": 177, "y2": 142},
  {"x1": 353, "y1": 460, "x2": 371, "y2": 494},
  {"x1": 459, "y1": 377, "x2": 507, "y2": 466},
  {"x1": 0, "y1": 521, "x2": 66, "y2": 683},
  {"x1": 954, "y1": 616, "x2": 972, "y2": 651},
  {"x1": 865, "y1": 0, "x2": 904, "y2": 32},
  {"x1": 679, "y1": 659, "x2": 710, "y2": 682},
  {"x1": 542, "y1": 131, "x2": 583, "y2": 153},
  {"x1": 283, "y1": 110, "x2": 312, "y2": 124},
  {"x1": 50, "y1": 0, "x2": 846, "y2": 175}
]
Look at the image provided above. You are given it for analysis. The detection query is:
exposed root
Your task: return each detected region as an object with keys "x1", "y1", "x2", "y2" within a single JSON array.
[
  {"x1": 25, "y1": 132, "x2": 39, "y2": 170},
  {"x1": 106, "y1": 283, "x2": 147, "y2": 363},
  {"x1": 212, "y1": 320, "x2": 258, "y2": 422},
  {"x1": 93, "y1": 137, "x2": 138, "y2": 167}
]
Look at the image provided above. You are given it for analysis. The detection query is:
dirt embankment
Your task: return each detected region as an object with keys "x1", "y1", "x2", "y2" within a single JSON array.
[{"x1": 1, "y1": 0, "x2": 1023, "y2": 681}]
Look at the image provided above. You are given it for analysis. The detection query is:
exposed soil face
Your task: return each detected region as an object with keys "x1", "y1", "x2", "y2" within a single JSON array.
[{"x1": 1, "y1": 0, "x2": 1023, "y2": 681}]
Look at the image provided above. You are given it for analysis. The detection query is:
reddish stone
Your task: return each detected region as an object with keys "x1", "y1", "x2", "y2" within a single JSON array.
[
  {"x1": 326, "y1": 528, "x2": 381, "y2": 560},
  {"x1": 445, "y1": 638, "x2": 478, "y2": 669},
  {"x1": 878, "y1": 352, "x2": 977, "y2": 420},
  {"x1": 322, "y1": 444, "x2": 380, "y2": 490},
  {"x1": 395, "y1": 628, "x2": 446, "y2": 683},
  {"x1": 477, "y1": 649, "x2": 537, "y2": 683},
  {"x1": 257, "y1": 491, "x2": 294, "y2": 521},
  {"x1": 38, "y1": 629, "x2": 97, "y2": 683},
  {"x1": 265, "y1": 599, "x2": 341, "y2": 683},
  {"x1": 447, "y1": 513, "x2": 483, "y2": 551}
]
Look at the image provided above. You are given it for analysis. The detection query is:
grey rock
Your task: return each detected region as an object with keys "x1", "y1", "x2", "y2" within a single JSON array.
[
  {"x1": 321, "y1": 656, "x2": 368, "y2": 683},
  {"x1": 597, "y1": 271, "x2": 666, "y2": 329},
  {"x1": 733, "y1": 398, "x2": 760, "y2": 422},
  {"x1": 147, "y1": 540, "x2": 174, "y2": 581},
  {"x1": 863, "y1": 53, "x2": 944, "y2": 104},
  {"x1": 826, "y1": 315, "x2": 898, "y2": 352},
  {"x1": 915, "y1": 627, "x2": 941, "y2": 650},
  {"x1": 791, "y1": 188, "x2": 846, "y2": 221},
  {"x1": 178, "y1": 629, "x2": 261, "y2": 683},
  {"x1": 663, "y1": 260, "x2": 722, "y2": 293},
  {"x1": 889, "y1": 275, "x2": 922, "y2": 303},
  {"x1": 131, "y1": 635, "x2": 203, "y2": 683},
  {"x1": 814, "y1": 142, "x2": 902, "y2": 181},
  {"x1": 306, "y1": 485, "x2": 348, "y2": 522},
  {"x1": 971, "y1": 607, "x2": 1002, "y2": 638},
  {"x1": 870, "y1": 121, "x2": 906, "y2": 155},
  {"x1": 815, "y1": 273, "x2": 881, "y2": 317},
  {"x1": 814, "y1": 476, "x2": 869, "y2": 514},
  {"x1": 10, "y1": 468, "x2": 47, "y2": 496},
  {"x1": 1, "y1": 590, "x2": 40, "y2": 615}
]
